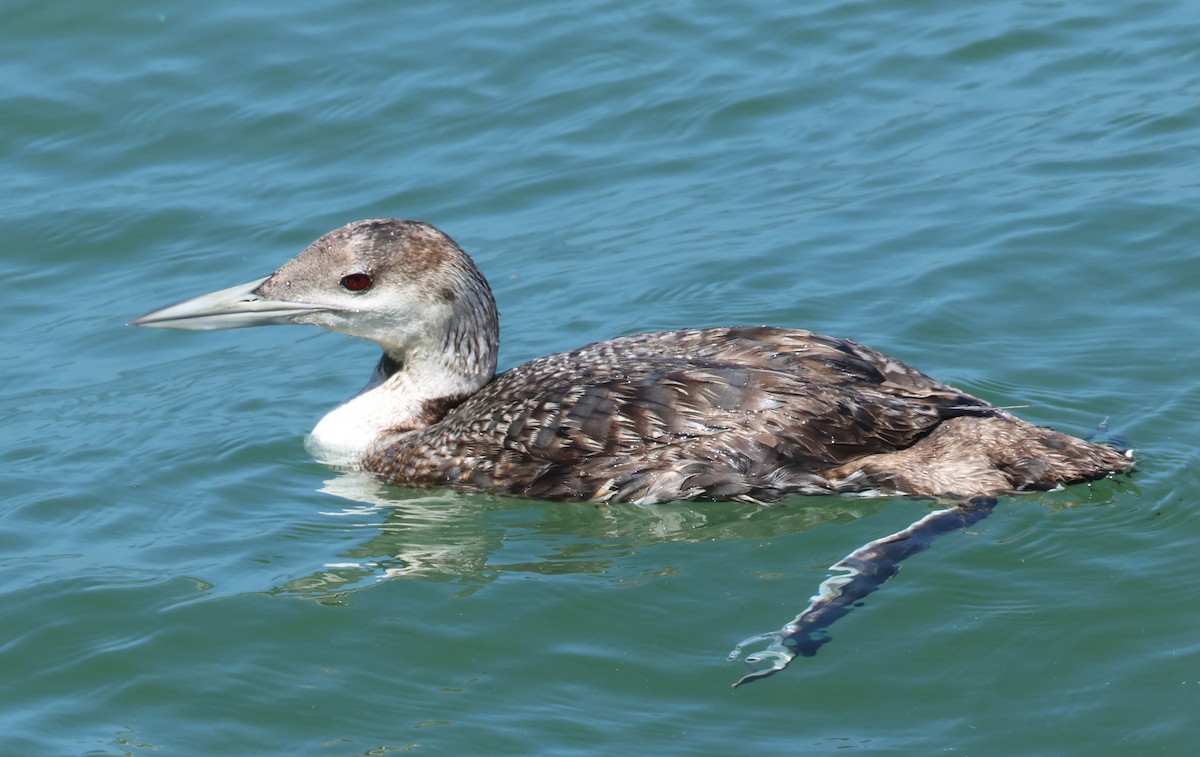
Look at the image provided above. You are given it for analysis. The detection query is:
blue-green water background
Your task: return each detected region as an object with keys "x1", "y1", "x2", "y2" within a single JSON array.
[{"x1": 3, "y1": 1, "x2": 1199, "y2": 754}]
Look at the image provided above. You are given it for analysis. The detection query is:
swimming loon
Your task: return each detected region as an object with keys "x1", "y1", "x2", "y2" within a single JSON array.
[{"x1": 131, "y1": 219, "x2": 1133, "y2": 504}]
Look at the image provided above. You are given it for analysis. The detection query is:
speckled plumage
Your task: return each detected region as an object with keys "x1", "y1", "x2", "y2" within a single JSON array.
[
  {"x1": 132, "y1": 219, "x2": 1133, "y2": 504},
  {"x1": 367, "y1": 325, "x2": 1131, "y2": 503}
]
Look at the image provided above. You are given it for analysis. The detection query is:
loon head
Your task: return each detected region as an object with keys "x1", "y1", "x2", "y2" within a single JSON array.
[{"x1": 132, "y1": 219, "x2": 501, "y2": 391}]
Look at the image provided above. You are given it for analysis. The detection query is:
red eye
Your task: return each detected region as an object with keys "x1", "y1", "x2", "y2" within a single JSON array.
[{"x1": 340, "y1": 273, "x2": 373, "y2": 292}]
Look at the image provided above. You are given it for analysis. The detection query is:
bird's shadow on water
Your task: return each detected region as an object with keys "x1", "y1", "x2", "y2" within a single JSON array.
[
  {"x1": 272, "y1": 469, "x2": 1134, "y2": 687},
  {"x1": 272, "y1": 471, "x2": 889, "y2": 595}
]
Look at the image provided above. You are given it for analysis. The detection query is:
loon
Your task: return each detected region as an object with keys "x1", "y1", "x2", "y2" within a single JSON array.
[{"x1": 131, "y1": 219, "x2": 1133, "y2": 504}]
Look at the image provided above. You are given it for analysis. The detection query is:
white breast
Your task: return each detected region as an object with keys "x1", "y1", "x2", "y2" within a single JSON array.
[
  {"x1": 306, "y1": 400, "x2": 378, "y2": 464},
  {"x1": 305, "y1": 378, "x2": 419, "y2": 465}
]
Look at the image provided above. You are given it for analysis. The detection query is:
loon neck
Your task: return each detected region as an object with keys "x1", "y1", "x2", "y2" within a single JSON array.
[{"x1": 308, "y1": 335, "x2": 496, "y2": 465}]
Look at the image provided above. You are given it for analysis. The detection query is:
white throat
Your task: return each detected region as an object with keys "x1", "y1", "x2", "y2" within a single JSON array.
[
  {"x1": 305, "y1": 377, "x2": 410, "y2": 465},
  {"x1": 304, "y1": 352, "x2": 481, "y2": 465}
]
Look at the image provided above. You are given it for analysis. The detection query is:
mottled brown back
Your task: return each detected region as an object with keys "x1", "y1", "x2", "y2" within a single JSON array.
[{"x1": 362, "y1": 327, "x2": 1132, "y2": 503}]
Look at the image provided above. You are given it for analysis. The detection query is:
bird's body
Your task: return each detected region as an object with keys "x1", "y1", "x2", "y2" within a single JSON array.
[{"x1": 132, "y1": 219, "x2": 1132, "y2": 504}]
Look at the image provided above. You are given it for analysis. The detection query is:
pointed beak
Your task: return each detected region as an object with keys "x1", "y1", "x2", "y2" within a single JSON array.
[{"x1": 129, "y1": 277, "x2": 326, "y2": 331}]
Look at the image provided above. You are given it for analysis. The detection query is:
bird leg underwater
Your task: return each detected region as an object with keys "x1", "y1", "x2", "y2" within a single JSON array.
[{"x1": 727, "y1": 496, "x2": 998, "y2": 688}]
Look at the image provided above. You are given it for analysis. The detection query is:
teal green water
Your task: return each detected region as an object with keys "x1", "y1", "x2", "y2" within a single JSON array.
[{"x1": 3, "y1": 0, "x2": 1199, "y2": 753}]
